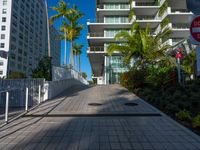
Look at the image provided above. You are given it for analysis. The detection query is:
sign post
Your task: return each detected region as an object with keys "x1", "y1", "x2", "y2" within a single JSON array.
[{"x1": 175, "y1": 48, "x2": 183, "y2": 84}]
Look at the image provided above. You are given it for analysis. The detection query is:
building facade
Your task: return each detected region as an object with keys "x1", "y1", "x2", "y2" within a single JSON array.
[
  {"x1": 87, "y1": 0, "x2": 193, "y2": 85},
  {"x1": 50, "y1": 25, "x2": 61, "y2": 67},
  {"x1": 0, "y1": 0, "x2": 61, "y2": 78}
]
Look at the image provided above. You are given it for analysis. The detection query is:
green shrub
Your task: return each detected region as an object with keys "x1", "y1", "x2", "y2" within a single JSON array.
[
  {"x1": 192, "y1": 114, "x2": 200, "y2": 128},
  {"x1": 165, "y1": 104, "x2": 179, "y2": 114},
  {"x1": 8, "y1": 71, "x2": 26, "y2": 79},
  {"x1": 119, "y1": 68, "x2": 146, "y2": 89},
  {"x1": 172, "y1": 91, "x2": 182, "y2": 99},
  {"x1": 175, "y1": 110, "x2": 191, "y2": 122}
]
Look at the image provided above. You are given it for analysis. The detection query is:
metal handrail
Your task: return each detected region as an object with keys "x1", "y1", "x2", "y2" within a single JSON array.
[{"x1": 0, "y1": 85, "x2": 42, "y2": 125}]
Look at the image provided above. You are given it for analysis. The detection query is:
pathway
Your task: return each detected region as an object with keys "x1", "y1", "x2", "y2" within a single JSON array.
[{"x1": 0, "y1": 85, "x2": 200, "y2": 150}]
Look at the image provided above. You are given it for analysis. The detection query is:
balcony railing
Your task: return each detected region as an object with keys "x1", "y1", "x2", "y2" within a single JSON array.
[
  {"x1": 88, "y1": 32, "x2": 104, "y2": 37},
  {"x1": 171, "y1": 9, "x2": 190, "y2": 13},
  {"x1": 172, "y1": 23, "x2": 189, "y2": 29},
  {"x1": 135, "y1": 2, "x2": 159, "y2": 6},
  {"x1": 136, "y1": 16, "x2": 156, "y2": 20},
  {"x1": 97, "y1": 4, "x2": 130, "y2": 9},
  {"x1": 89, "y1": 46, "x2": 105, "y2": 52}
]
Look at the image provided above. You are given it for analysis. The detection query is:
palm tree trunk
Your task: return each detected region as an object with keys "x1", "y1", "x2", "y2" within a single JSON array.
[
  {"x1": 64, "y1": 29, "x2": 67, "y2": 66},
  {"x1": 74, "y1": 52, "x2": 77, "y2": 70},
  {"x1": 70, "y1": 39, "x2": 74, "y2": 69}
]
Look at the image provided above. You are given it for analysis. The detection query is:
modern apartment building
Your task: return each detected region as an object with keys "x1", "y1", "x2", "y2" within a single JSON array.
[
  {"x1": 50, "y1": 25, "x2": 61, "y2": 67},
  {"x1": 87, "y1": 0, "x2": 193, "y2": 85},
  {"x1": 0, "y1": 0, "x2": 61, "y2": 78}
]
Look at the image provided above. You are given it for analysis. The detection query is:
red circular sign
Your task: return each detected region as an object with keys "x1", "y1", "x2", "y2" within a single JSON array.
[
  {"x1": 190, "y1": 16, "x2": 200, "y2": 43},
  {"x1": 176, "y1": 52, "x2": 183, "y2": 59}
]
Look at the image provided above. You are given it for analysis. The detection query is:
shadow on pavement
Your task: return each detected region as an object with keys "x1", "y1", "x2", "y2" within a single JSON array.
[{"x1": 0, "y1": 85, "x2": 200, "y2": 150}]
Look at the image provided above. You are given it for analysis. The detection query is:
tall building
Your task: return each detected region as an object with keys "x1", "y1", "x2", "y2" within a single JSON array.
[
  {"x1": 0, "y1": 0, "x2": 61, "y2": 78},
  {"x1": 87, "y1": 0, "x2": 193, "y2": 85},
  {"x1": 50, "y1": 25, "x2": 61, "y2": 67}
]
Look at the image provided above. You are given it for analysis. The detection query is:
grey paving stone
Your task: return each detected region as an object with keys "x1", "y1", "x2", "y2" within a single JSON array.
[{"x1": 0, "y1": 85, "x2": 200, "y2": 150}]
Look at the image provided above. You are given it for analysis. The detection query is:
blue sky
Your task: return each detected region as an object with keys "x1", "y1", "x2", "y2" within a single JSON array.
[{"x1": 47, "y1": 0, "x2": 96, "y2": 80}]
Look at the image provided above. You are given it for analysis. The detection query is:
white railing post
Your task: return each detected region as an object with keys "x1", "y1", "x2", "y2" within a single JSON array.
[
  {"x1": 25, "y1": 87, "x2": 28, "y2": 112},
  {"x1": 5, "y1": 91, "x2": 9, "y2": 123},
  {"x1": 38, "y1": 85, "x2": 41, "y2": 104}
]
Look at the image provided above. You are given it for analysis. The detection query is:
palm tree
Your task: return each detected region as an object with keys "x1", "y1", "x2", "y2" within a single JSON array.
[
  {"x1": 59, "y1": 20, "x2": 83, "y2": 68},
  {"x1": 181, "y1": 49, "x2": 196, "y2": 80},
  {"x1": 65, "y1": 5, "x2": 83, "y2": 69},
  {"x1": 73, "y1": 43, "x2": 83, "y2": 72},
  {"x1": 107, "y1": 21, "x2": 172, "y2": 68},
  {"x1": 49, "y1": 0, "x2": 73, "y2": 66}
]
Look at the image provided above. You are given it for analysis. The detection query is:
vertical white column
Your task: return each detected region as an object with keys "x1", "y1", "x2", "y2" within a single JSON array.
[
  {"x1": 25, "y1": 88, "x2": 28, "y2": 112},
  {"x1": 5, "y1": 92, "x2": 9, "y2": 123},
  {"x1": 38, "y1": 85, "x2": 41, "y2": 104}
]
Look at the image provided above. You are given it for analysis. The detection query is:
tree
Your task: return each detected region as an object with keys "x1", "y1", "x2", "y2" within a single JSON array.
[
  {"x1": 107, "y1": 21, "x2": 172, "y2": 68},
  {"x1": 181, "y1": 49, "x2": 196, "y2": 80},
  {"x1": 8, "y1": 72, "x2": 26, "y2": 79},
  {"x1": 81, "y1": 72, "x2": 87, "y2": 79},
  {"x1": 73, "y1": 43, "x2": 83, "y2": 72},
  {"x1": 64, "y1": 5, "x2": 83, "y2": 69},
  {"x1": 32, "y1": 57, "x2": 52, "y2": 81},
  {"x1": 49, "y1": 0, "x2": 76, "y2": 66}
]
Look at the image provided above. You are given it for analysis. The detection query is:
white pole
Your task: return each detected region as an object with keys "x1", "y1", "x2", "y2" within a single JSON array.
[
  {"x1": 25, "y1": 88, "x2": 28, "y2": 112},
  {"x1": 177, "y1": 58, "x2": 181, "y2": 84},
  {"x1": 38, "y1": 85, "x2": 41, "y2": 104},
  {"x1": 5, "y1": 92, "x2": 9, "y2": 123},
  {"x1": 45, "y1": 0, "x2": 51, "y2": 57}
]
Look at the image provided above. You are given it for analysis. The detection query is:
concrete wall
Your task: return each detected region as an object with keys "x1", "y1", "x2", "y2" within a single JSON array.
[{"x1": 43, "y1": 79, "x2": 85, "y2": 100}]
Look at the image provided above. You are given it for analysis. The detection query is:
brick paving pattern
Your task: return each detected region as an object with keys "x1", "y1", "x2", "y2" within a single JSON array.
[{"x1": 0, "y1": 85, "x2": 200, "y2": 150}]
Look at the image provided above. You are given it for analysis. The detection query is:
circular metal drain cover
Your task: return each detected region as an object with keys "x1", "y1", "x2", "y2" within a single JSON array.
[
  {"x1": 88, "y1": 103, "x2": 102, "y2": 106},
  {"x1": 124, "y1": 103, "x2": 138, "y2": 106}
]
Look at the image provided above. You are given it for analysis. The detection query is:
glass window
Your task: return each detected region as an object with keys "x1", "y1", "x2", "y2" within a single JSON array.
[
  {"x1": 104, "y1": 4, "x2": 129, "y2": 9},
  {"x1": 2, "y1": 9, "x2": 7, "y2": 14},
  {"x1": 0, "y1": 34, "x2": 5, "y2": 39},
  {"x1": 0, "y1": 43, "x2": 5, "y2": 48},
  {"x1": 2, "y1": 17, "x2": 6, "y2": 22},
  {"x1": 3, "y1": 0, "x2": 7, "y2": 5},
  {"x1": 0, "y1": 61, "x2": 3, "y2": 66},
  {"x1": 0, "y1": 70, "x2": 3, "y2": 75},
  {"x1": 1, "y1": 26, "x2": 6, "y2": 31},
  {"x1": 104, "y1": 16, "x2": 128, "y2": 23}
]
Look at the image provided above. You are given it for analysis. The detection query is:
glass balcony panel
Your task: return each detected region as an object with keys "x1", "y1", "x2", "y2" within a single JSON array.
[
  {"x1": 104, "y1": 17, "x2": 129, "y2": 23},
  {"x1": 172, "y1": 23, "x2": 189, "y2": 29},
  {"x1": 103, "y1": 4, "x2": 130, "y2": 9},
  {"x1": 135, "y1": 2, "x2": 158, "y2": 6}
]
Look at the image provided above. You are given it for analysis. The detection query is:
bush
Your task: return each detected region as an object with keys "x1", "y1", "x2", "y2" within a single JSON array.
[
  {"x1": 8, "y1": 71, "x2": 26, "y2": 79},
  {"x1": 119, "y1": 68, "x2": 146, "y2": 89},
  {"x1": 175, "y1": 110, "x2": 191, "y2": 122},
  {"x1": 32, "y1": 56, "x2": 52, "y2": 81},
  {"x1": 192, "y1": 114, "x2": 200, "y2": 128},
  {"x1": 165, "y1": 104, "x2": 179, "y2": 114}
]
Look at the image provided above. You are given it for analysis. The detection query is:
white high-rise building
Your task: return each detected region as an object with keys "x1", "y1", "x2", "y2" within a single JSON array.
[
  {"x1": 0, "y1": 0, "x2": 61, "y2": 78},
  {"x1": 87, "y1": 0, "x2": 193, "y2": 85}
]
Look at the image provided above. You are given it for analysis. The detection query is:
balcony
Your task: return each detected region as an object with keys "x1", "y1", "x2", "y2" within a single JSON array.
[
  {"x1": 135, "y1": 2, "x2": 159, "y2": 6},
  {"x1": 97, "y1": 4, "x2": 130, "y2": 10},
  {"x1": 172, "y1": 23, "x2": 189, "y2": 30},
  {"x1": 88, "y1": 46, "x2": 105, "y2": 52},
  {"x1": 171, "y1": 9, "x2": 191, "y2": 13},
  {"x1": 169, "y1": 23, "x2": 190, "y2": 38}
]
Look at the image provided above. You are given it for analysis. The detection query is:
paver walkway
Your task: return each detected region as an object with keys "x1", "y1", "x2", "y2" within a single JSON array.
[{"x1": 0, "y1": 85, "x2": 200, "y2": 150}]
